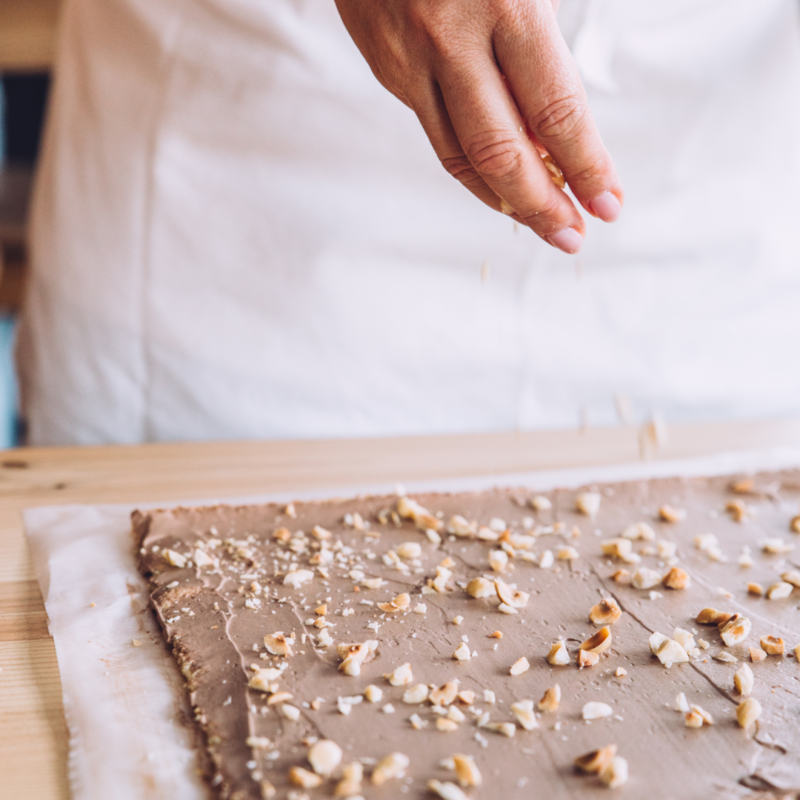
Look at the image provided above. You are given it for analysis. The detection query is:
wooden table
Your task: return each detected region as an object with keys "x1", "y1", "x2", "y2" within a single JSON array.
[{"x1": 4, "y1": 418, "x2": 800, "y2": 799}]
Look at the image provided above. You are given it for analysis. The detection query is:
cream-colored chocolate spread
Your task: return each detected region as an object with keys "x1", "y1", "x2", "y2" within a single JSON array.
[{"x1": 134, "y1": 471, "x2": 800, "y2": 800}]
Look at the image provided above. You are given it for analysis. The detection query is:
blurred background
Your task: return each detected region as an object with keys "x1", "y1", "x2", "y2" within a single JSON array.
[{"x1": 0, "y1": 0, "x2": 57, "y2": 447}]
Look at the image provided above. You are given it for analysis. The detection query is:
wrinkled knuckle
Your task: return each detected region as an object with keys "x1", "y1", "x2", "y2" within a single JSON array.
[
  {"x1": 520, "y1": 195, "x2": 567, "y2": 233},
  {"x1": 464, "y1": 133, "x2": 524, "y2": 182},
  {"x1": 442, "y1": 154, "x2": 482, "y2": 188},
  {"x1": 531, "y1": 95, "x2": 588, "y2": 142}
]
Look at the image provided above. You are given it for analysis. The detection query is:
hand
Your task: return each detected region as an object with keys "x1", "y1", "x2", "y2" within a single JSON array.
[{"x1": 334, "y1": 0, "x2": 623, "y2": 253}]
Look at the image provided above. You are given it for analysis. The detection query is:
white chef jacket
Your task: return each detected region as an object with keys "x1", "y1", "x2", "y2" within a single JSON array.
[{"x1": 17, "y1": 0, "x2": 800, "y2": 445}]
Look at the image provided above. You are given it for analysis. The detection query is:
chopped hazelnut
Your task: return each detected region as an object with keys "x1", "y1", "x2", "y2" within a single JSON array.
[
  {"x1": 599, "y1": 756, "x2": 628, "y2": 788},
  {"x1": 575, "y1": 492, "x2": 601, "y2": 517},
  {"x1": 538, "y1": 684, "x2": 561, "y2": 712},
  {"x1": 747, "y1": 582, "x2": 764, "y2": 596},
  {"x1": 589, "y1": 597, "x2": 622, "y2": 625},
  {"x1": 574, "y1": 744, "x2": 617, "y2": 774},
  {"x1": 511, "y1": 699, "x2": 538, "y2": 731},
  {"x1": 288, "y1": 767, "x2": 323, "y2": 789},
  {"x1": 307, "y1": 740, "x2": 342, "y2": 777},
  {"x1": 767, "y1": 581, "x2": 793, "y2": 600},
  {"x1": 452, "y1": 754, "x2": 482, "y2": 788},
  {"x1": 371, "y1": 752, "x2": 410, "y2": 785},
  {"x1": 749, "y1": 647, "x2": 767, "y2": 662},
  {"x1": 547, "y1": 640, "x2": 570, "y2": 666},
  {"x1": 734, "y1": 664, "x2": 754, "y2": 696},
  {"x1": 696, "y1": 608, "x2": 734, "y2": 626},
  {"x1": 736, "y1": 697, "x2": 762, "y2": 729},
  {"x1": 453, "y1": 643, "x2": 471, "y2": 662},
  {"x1": 662, "y1": 566, "x2": 690, "y2": 590},
  {"x1": 510, "y1": 656, "x2": 530, "y2": 676},
  {"x1": 760, "y1": 635, "x2": 785, "y2": 656},
  {"x1": 578, "y1": 650, "x2": 600, "y2": 669},
  {"x1": 659, "y1": 504, "x2": 686, "y2": 523},
  {"x1": 580, "y1": 626, "x2": 612, "y2": 655}
]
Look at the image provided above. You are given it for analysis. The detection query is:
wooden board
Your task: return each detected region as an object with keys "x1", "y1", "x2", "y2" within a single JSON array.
[
  {"x1": 0, "y1": 0, "x2": 61, "y2": 72},
  {"x1": 3, "y1": 418, "x2": 800, "y2": 798}
]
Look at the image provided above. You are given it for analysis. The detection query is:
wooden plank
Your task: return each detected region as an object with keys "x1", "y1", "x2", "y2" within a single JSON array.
[
  {"x1": 0, "y1": 0, "x2": 61, "y2": 72},
  {"x1": 2, "y1": 419, "x2": 800, "y2": 797}
]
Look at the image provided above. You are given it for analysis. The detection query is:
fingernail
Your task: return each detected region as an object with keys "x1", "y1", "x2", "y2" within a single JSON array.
[
  {"x1": 546, "y1": 227, "x2": 583, "y2": 254},
  {"x1": 588, "y1": 191, "x2": 622, "y2": 223}
]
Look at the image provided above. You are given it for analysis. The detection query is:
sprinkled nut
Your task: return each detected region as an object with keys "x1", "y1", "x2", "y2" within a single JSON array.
[
  {"x1": 557, "y1": 546, "x2": 580, "y2": 561},
  {"x1": 264, "y1": 633, "x2": 293, "y2": 657},
  {"x1": 578, "y1": 650, "x2": 600, "y2": 669},
  {"x1": 453, "y1": 643, "x2": 471, "y2": 662},
  {"x1": 736, "y1": 697, "x2": 762, "y2": 729},
  {"x1": 334, "y1": 762, "x2": 363, "y2": 798},
  {"x1": 589, "y1": 597, "x2": 622, "y2": 625},
  {"x1": 364, "y1": 685, "x2": 383, "y2": 703},
  {"x1": 539, "y1": 550, "x2": 554, "y2": 569},
  {"x1": 749, "y1": 647, "x2": 767, "y2": 662},
  {"x1": 538, "y1": 684, "x2": 561, "y2": 712},
  {"x1": 457, "y1": 690, "x2": 475, "y2": 705},
  {"x1": 510, "y1": 656, "x2": 530, "y2": 676},
  {"x1": 372, "y1": 753, "x2": 410, "y2": 785},
  {"x1": 288, "y1": 766, "x2": 323, "y2": 789},
  {"x1": 284, "y1": 569, "x2": 314, "y2": 588},
  {"x1": 762, "y1": 538, "x2": 794, "y2": 555},
  {"x1": 576, "y1": 492, "x2": 601, "y2": 517},
  {"x1": 397, "y1": 542, "x2": 422, "y2": 559},
  {"x1": 747, "y1": 582, "x2": 764, "y2": 596},
  {"x1": 615, "y1": 667, "x2": 627, "y2": 677},
  {"x1": 430, "y1": 681, "x2": 460, "y2": 706},
  {"x1": 662, "y1": 566, "x2": 690, "y2": 590},
  {"x1": 696, "y1": 608, "x2": 735, "y2": 626},
  {"x1": 659, "y1": 504, "x2": 686, "y2": 523},
  {"x1": 791, "y1": 515, "x2": 800, "y2": 534},
  {"x1": 621, "y1": 522, "x2": 656, "y2": 541},
  {"x1": 600, "y1": 538, "x2": 634, "y2": 560},
  {"x1": 600, "y1": 756, "x2": 628, "y2": 788},
  {"x1": 466, "y1": 577, "x2": 495, "y2": 599},
  {"x1": 734, "y1": 664, "x2": 754, "y2": 696},
  {"x1": 632, "y1": 567, "x2": 663, "y2": 590},
  {"x1": 685, "y1": 710, "x2": 704, "y2": 728},
  {"x1": 714, "y1": 651, "x2": 738, "y2": 664},
  {"x1": 672, "y1": 628, "x2": 696, "y2": 651},
  {"x1": 726, "y1": 499, "x2": 749, "y2": 522},
  {"x1": 511, "y1": 699, "x2": 538, "y2": 731},
  {"x1": 163, "y1": 549, "x2": 187, "y2": 568},
  {"x1": 436, "y1": 718, "x2": 459, "y2": 733},
  {"x1": 730, "y1": 478, "x2": 754, "y2": 494},
  {"x1": 547, "y1": 640, "x2": 570, "y2": 666},
  {"x1": 495, "y1": 578, "x2": 530, "y2": 608},
  {"x1": 531, "y1": 495, "x2": 552, "y2": 511},
  {"x1": 720, "y1": 615, "x2": 751, "y2": 647},
  {"x1": 489, "y1": 550, "x2": 509, "y2": 572},
  {"x1": 580, "y1": 626, "x2": 612, "y2": 655},
  {"x1": 795, "y1": 643, "x2": 800, "y2": 660},
  {"x1": 691, "y1": 705, "x2": 714, "y2": 725},
  {"x1": 582, "y1": 701, "x2": 613, "y2": 721},
  {"x1": 385, "y1": 663, "x2": 413, "y2": 686},
  {"x1": 610, "y1": 569, "x2": 630, "y2": 583},
  {"x1": 308, "y1": 740, "x2": 342, "y2": 777},
  {"x1": 488, "y1": 631, "x2": 503, "y2": 639},
  {"x1": 760, "y1": 635, "x2": 784, "y2": 656},
  {"x1": 655, "y1": 638, "x2": 689, "y2": 668},
  {"x1": 402, "y1": 684, "x2": 429, "y2": 704},
  {"x1": 428, "y1": 780, "x2": 467, "y2": 800},
  {"x1": 485, "y1": 722, "x2": 516, "y2": 738},
  {"x1": 781, "y1": 570, "x2": 800, "y2": 588},
  {"x1": 767, "y1": 581, "x2": 793, "y2": 600},
  {"x1": 397, "y1": 496, "x2": 442, "y2": 532},
  {"x1": 273, "y1": 527, "x2": 291, "y2": 543},
  {"x1": 453, "y1": 754, "x2": 482, "y2": 788},
  {"x1": 575, "y1": 744, "x2": 617, "y2": 774}
]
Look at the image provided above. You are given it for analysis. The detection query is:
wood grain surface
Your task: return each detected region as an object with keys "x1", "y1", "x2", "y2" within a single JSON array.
[{"x1": 3, "y1": 418, "x2": 800, "y2": 799}]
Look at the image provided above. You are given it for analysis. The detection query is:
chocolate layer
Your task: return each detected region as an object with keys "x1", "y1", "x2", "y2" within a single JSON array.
[{"x1": 134, "y1": 471, "x2": 800, "y2": 799}]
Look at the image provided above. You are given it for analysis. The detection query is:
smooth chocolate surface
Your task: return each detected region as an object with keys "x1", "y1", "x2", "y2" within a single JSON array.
[{"x1": 134, "y1": 471, "x2": 800, "y2": 799}]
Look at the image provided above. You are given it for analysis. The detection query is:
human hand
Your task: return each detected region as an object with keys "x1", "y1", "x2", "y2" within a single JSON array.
[{"x1": 334, "y1": 0, "x2": 623, "y2": 253}]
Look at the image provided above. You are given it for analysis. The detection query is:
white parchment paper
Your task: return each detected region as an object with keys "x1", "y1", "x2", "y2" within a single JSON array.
[{"x1": 23, "y1": 447, "x2": 800, "y2": 800}]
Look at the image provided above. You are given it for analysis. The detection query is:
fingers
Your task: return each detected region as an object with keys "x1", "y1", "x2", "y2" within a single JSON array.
[
  {"x1": 494, "y1": 0, "x2": 624, "y2": 222},
  {"x1": 433, "y1": 52, "x2": 586, "y2": 251},
  {"x1": 410, "y1": 81, "x2": 507, "y2": 213}
]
